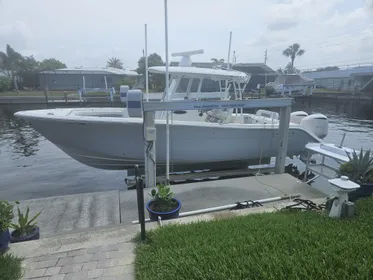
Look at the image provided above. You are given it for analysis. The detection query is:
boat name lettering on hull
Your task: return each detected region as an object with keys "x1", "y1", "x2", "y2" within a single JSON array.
[{"x1": 193, "y1": 103, "x2": 245, "y2": 109}]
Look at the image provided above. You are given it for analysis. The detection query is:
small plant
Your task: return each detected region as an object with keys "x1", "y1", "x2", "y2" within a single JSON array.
[
  {"x1": 10, "y1": 202, "x2": 42, "y2": 238},
  {"x1": 149, "y1": 184, "x2": 178, "y2": 212},
  {"x1": 0, "y1": 201, "x2": 14, "y2": 233},
  {"x1": 338, "y1": 149, "x2": 373, "y2": 183}
]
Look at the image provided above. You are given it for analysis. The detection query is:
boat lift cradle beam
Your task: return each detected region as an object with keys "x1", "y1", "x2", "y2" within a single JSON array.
[{"x1": 135, "y1": 97, "x2": 293, "y2": 190}]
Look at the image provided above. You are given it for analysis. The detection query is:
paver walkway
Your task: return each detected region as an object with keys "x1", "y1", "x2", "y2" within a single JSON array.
[
  {"x1": 21, "y1": 241, "x2": 134, "y2": 279},
  {"x1": 9, "y1": 223, "x2": 150, "y2": 280}
]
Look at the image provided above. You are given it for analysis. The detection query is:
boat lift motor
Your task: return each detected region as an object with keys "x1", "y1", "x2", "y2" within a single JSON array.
[{"x1": 327, "y1": 176, "x2": 360, "y2": 218}]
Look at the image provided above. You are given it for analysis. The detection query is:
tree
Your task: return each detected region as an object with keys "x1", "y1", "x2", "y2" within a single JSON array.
[
  {"x1": 136, "y1": 53, "x2": 163, "y2": 75},
  {"x1": 282, "y1": 43, "x2": 305, "y2": 72},
  {"x1": 137, "y1": 53, "x2": 164, "y2": 90},
  {"x1": 276, "y1": 68, "x2": 284, "y2": 74},
  {"x1": 19, "y1": 56, "x2": 40, "y2": 89},
  {"x1": 211, "y1": 58, "x2": 225, "y2": 67},
  {"x1": 284, "y1": 62, "x2": 300, "y2": 74},
  {"x1": 19, "y1": 56, "x2": 39, "y2": 72},
  {"x1": 0, "y1": 44, "x2": 23, "y2": 92},
  {"x1": 106, "y1": 57, "x2": 123, "y2": 69},
  {"x1": 38, "y1": 58, "x2": 66, "y2": 71}
]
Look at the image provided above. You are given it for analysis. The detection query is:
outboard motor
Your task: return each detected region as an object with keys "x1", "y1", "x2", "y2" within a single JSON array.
[
  {"x1": 126, "y1": 89, "x2": 143, "y2": 118},
  {"x1": 256, "y1": 109, "x2": 279, "y2": 120},
  {"x1": 120, "y1": 85, "x2": 130, "y2": 103},
  {"x1": 300, "y1": 113, "x2": 329, "y2": 139},
  {"x1": 290, "y1": 111, "x2": 308, "y2": 124}
]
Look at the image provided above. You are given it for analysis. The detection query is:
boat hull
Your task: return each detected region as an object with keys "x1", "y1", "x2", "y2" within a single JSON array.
[{"x1": 16, "y1": 108, "x2": 322, "y2": 173}]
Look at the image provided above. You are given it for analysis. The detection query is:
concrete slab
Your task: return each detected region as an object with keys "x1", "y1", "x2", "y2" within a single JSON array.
[
  {"x1": 120, "y1": 173, "x2": 326, "y2": 224},
  {"x1": 11, "y1": 174, "x2": 326, "y2": 238},
  {"x1": 14, "y1": 191, "x2": 120, "y2": 237}
]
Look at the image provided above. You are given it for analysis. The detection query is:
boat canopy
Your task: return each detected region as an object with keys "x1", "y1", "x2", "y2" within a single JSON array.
[{"x1": 148, "y1": 66, "x2": 250, "y2": 82}]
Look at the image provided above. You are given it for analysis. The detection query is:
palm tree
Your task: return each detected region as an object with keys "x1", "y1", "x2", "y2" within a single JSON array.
[
  {"x1": 106, "y1": 57, "x2": 123, "y2": 69},
  {"x1": 0, "y1": 44, "x2": 23, "y2": 92},
  {"x1": 282, "y1": 43, "x2": 305, "y2": 70},
  {"x1": 211, "y1": 58, "x2": 225, "y2": 67}
]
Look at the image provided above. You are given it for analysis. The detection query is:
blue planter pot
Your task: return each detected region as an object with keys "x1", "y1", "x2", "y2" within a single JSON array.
[
  {"x1": 10, "y1": 226, "x2": 40, "y2": 244},
  {"x1": 0, "y1": 228, "x2": 10, "y2": 253},
  {"x1": 349, "y1": 183, "x2": 373, "y2": 202},
  {"x1": 146, "y1": 199, "x2": 182, "y2": 221}
]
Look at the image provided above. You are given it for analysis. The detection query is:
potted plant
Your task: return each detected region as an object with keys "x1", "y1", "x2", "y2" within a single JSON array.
[
  {"x1": 146, "y1": 183, "x2": 182, "y2": 221},
  {"x1": 10, "y1": 201, "x2": 43, "y2": 244},
  {"x1": 0, "y1": 201, "x2": 14, "y2": 253},
  {"x1": 337, "y1": 148, "x2": 373, "y2": 202}
]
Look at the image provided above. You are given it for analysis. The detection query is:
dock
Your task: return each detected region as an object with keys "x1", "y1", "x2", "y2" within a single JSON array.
[{"x1": 13, "y1": 174, "x2": 326, "y2": 238}]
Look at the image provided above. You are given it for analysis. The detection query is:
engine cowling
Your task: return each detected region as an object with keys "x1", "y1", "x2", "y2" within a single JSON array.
[
  {"x1": 290, "y1": 111, "x2": 308, "y2": 124},
  {"x1": 120, "y1": 85, "x2": 130, "y2": 103},
  {"x1": 300, "y1": 113, "x2": 328, "y2": 139}
]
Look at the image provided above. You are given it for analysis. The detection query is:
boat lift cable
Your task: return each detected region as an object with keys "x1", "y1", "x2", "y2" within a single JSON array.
[
  {"x1": 230, "y1": 200, "x2": 263, "y2": 210},
  {"x1": 281, "y1": 198, "x2": 326, "y2": 212}
]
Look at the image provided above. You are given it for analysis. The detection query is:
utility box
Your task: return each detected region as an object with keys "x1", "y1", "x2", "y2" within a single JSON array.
[{"x1": 341, "y1": 201, "x2": 356, "y2": 218}]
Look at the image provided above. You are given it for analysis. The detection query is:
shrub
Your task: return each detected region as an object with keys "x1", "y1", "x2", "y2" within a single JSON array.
[
  {"x1": 0, "y1": 76, "x2": 11, "y2": 92},
  {"x1": 0, "y1": 253, "x2": 23, "y2": 280},
  {"x1": 0, "y1": 201, "x2": 14, "y2": 232}
]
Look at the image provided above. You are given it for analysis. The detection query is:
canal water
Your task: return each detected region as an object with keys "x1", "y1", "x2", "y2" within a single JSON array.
[{"x1": 0, "y1": 99, "x2": 372, "y2": 201}]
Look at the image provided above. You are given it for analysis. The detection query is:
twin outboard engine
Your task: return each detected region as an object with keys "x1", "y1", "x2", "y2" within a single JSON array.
[
  {"x1": 126, "y1": 89, "x2": 143, "y2": 118},
  {"x1": 291, "y1": 111, "x2": 328, "y2": 139},
  {"x1": 290, "y1": 111, "x2": 308, "y2": 124},
  {"x1": 120, "y1": 85, "x2": 130, "y2": 103}
]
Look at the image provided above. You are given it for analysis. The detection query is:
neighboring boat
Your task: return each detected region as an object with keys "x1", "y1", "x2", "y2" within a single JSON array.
[
  {"x1": 14, "y1": 50, "x2": 329, "y2": 174},
  {"x1": 266, "y1": 73, "x2": 315, "y2": 96}
]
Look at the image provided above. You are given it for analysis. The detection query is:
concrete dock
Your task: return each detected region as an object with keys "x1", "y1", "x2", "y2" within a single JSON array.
[
  {"x1": 13, "y1": 174, "x2": 326, "y2": 238},
  {"x1": 7, "y1": 173, "x2": 328, "y2": 280}
]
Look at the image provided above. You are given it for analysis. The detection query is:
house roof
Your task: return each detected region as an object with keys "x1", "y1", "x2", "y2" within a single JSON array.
[
  {"x1": 40, "y1": 66, "x2": 139, "y2": 76},
  {"x1": 303, "y1": 66, "x2": 373, "y2": 79}
]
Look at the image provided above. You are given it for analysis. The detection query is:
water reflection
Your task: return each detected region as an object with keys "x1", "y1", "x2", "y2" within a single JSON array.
[{"x1": 0, "y1": 108, "x2": 41, "y2": 158}]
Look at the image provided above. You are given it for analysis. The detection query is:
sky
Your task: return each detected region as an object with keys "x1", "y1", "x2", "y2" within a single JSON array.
[{"x1": 0, "y1": 0, "x2": 372, "y2": 71}]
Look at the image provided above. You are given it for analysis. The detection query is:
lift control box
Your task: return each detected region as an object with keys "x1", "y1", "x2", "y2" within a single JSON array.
[{"x1": 144, "y1": 127, "x2": 157, "y2": 141}]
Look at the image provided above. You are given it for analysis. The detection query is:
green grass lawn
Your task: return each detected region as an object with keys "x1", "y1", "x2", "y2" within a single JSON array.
[
  {"x1": 0, "y1": 253, "x2": 23, "y2": 280},
  {"x1": 135, "y1": 197, "x2": 373, "y2": 280}
]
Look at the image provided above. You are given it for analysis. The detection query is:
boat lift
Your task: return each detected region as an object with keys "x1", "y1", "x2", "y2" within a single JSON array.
[
  {"x1": 128, "y1": 91, "x2": 295, "y2": 240},
  {"x1": 126, "y1": 90, "x2": 293, "y2": 190},
  {"x1": 78, "y1": 76, "x2": 116, "y2": 103}
]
